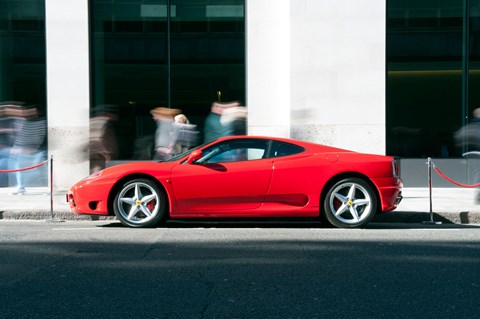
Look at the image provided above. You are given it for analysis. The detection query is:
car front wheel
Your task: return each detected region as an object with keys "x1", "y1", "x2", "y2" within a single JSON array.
[
  {"x1": 113, "y1": 178, "x2": 166, "y2": 228},
  {"x1": 323, "y1": 178, "x2": 377, "y2": 228}
]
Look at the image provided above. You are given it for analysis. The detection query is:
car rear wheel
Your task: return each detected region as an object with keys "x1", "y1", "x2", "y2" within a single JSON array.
[
  {"x1": 113, "y1": 178, "x2": 166, "y2": 228},
  {"x1": 323, "y1": 178, "x2": 377, "y2": 228}
]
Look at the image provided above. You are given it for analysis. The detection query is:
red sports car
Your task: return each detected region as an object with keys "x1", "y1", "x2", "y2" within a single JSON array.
[{"x1": 67, "y1": 136, "x2": 402, "y2": 228}]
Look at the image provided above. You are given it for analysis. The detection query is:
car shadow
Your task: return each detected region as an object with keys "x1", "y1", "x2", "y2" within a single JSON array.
[
  {"x1": 99, "y1": 218, "x2": 329, "y2": 229},
  {"x1": 97, "y1": 217, "x2": 480, "y2": 229}
]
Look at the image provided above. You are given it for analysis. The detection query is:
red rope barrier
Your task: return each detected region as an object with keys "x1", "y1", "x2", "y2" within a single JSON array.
[
  {"x1": 433, "y1": 166, "x2": 480, "y2": 188},
  {"x1": 0, "y1": 160, "x2": 48, "y2": 173}
]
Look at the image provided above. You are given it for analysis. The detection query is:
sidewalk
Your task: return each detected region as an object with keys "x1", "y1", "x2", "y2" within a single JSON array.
[
  {"x1": 0, "y1": 187, "x2": 480, "y2": 224},
  {"x1": 374, "y1": 187, "x2": 480, "y2": 224},
  {"x1": 0, "y1": 187, "x2": 97, "y2": 221}
]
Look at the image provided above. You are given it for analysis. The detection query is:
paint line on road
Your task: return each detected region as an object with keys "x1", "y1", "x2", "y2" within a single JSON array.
[
  {"x1": 410, "y1": 228, "x2": 461, "y2": 231},
  {"x1": 53, "y1": 227, "x2": 105, "y2": 231}
]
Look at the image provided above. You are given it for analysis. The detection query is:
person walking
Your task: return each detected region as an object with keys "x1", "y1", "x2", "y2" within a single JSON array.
[
  {"x1": 203, "y1": 101, "x2": 239, "y2": 143},
  {"x1": 10, "y1": 105, "x2": 47, "y2": 195},
  {"x1": 150, "y1": 107, "x2": 181, "y2": 161}
]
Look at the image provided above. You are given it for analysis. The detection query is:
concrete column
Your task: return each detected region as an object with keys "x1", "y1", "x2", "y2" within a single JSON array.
[
  {"x1": 290, "y1": 0, "x2": 386, "y2": 154},
  {"x1": 246, "y1": 0, "x2": 291, "y2": 137},
  {"x1": 45, "y1": 0, "x2": 90, "y2": 189},
  {"x1": 247, "y1": 0, "x2": 386, "y2": 155}
]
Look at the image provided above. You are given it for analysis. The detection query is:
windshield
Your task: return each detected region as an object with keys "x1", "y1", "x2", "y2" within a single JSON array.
[{"x1": 165, "y1": 143, "x2": 207, "y2": 162}]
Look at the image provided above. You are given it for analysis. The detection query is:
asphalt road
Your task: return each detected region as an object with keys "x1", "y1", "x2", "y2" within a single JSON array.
[{"x1": 1, "y1": 220, "x2": 479, "y2": 319}]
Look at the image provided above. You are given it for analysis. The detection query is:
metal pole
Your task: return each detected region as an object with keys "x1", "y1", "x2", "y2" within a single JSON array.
[
  {"x1": 423, "y1": 158, "x2": 441, "y2": 225},
  {"x1": 44, "y1": 155, "x2": 63, "y2": 223},
  {"x1": 167, "y1": 0, "x2": 171, "y2": 108},
  {"x1": 428, "y1": 158, "x2": 433, "y2": 222},
  {"x1": 462, "y1": 0, "x2": 470, "y2": 154},
  {"x1": 50, "y1": 155, "x2": 54, "y2": 219}
]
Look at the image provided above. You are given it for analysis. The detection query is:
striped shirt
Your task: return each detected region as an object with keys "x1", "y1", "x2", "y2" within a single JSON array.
[{"x1": 13, "y1": 117, "x2": 46, "y2": 150}]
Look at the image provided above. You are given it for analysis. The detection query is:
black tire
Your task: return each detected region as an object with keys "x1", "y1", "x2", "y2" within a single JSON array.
[
  {"x1": 323, "y1": 178, "x2": 377, "y2": 228},
  {"x1": 113, "y1": 178, "x2": 166, "y2": 228}
]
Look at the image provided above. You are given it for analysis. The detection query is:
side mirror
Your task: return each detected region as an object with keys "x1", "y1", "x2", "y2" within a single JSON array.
[{"x1": 186, "y1": 150, "x2": 203, "y2": 164}]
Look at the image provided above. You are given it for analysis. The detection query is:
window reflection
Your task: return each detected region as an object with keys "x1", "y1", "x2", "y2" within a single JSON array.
[
  {"x1": 0, "y1": 1, "x2": 47, "y2": 189},
  {"x1": 387, "y1": 0, "x2": 480, "y2": 159},
  {"x1": 90, "y1": 0, "x2": 245, "y2": 168},
  {"x1": 387, "y1": 0, "x2": 463, "y2": 158}
]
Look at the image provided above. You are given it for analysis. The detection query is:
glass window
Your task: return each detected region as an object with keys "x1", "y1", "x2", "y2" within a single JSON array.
[
  {"x1": 90, "y1": 0, "x2": 245, "y2": 171},
  {"x1": 199, "y1": 139, "x2": 268, "y2": 163},
  {"x1": 388, "y1": 0, "x2": 480, "y2": 159},
  {"x1": 466, "y1": 0, "x2": 480, "y2": 156},
  {"x1": 0, "y1": 1, "x2": 47, "y2": 188},
  {"x1": 387, "y1": 0, "x2": 463, "y2": 158},
  {"x1": 196, "y1": 139, "x2": 305, "y2": 164},
  {"x1": 90, "y1": 0, "x2": 169, "y2": 170},
  {"x1": 269, "y1": 141, "x2": 305, "y2": 158},
  {"x1": 170, "y1": 0, "x2": 246, "y2": 137}
]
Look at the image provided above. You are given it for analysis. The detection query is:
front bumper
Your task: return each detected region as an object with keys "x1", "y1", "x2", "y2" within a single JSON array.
[{"x1": 67, "y1": 179, "x2": 113, "y2": 215}]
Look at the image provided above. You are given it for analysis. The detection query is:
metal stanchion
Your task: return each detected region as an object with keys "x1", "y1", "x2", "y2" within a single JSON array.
[
  {"x1": 44, "y1": 155, "x2": 63, "y2": 223},
  {"x1": 423, "y1": 157, "x2": 442, "y2": 225}
]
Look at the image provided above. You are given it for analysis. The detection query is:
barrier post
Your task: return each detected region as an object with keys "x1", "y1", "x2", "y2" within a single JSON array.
[
  {"x1": 423, "y1": 157, "x2": 442, "y2": 225},
  {"x1": 44, "y1": 155, "x2": 62, "y2": 223}
]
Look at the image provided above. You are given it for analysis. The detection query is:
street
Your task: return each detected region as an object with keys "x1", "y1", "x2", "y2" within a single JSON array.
[{"x1": 1, "y1": 220, "x2": 479, "y2": 319}]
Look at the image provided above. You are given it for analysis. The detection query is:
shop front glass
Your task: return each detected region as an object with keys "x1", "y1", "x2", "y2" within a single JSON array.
[
  {"x1": 387, "y1": 0, "x2": 480, "y2": 158},
  {"x1": 0, "y1": 0, "x2": 47, "y2": 189},
  {"x1": 90, "y1": 0, "x2": 245, "y2": 171}
]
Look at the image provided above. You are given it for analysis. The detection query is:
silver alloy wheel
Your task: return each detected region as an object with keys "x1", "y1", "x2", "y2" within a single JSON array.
[
  {"x1": 328, "y1": 181, "x2": 372, "y2": 224},
  {"x1": 116, "y1": 181, "x2": 160, "y2": 225}
]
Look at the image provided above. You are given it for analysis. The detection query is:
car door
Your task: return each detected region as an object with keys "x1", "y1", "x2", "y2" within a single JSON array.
[{"x1": 171, "y1": 139, "x2": 273, "y2": 213}]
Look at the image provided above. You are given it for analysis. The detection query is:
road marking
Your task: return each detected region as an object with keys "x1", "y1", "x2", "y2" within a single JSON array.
[
  {"x1": 410, "y1": 228, "x2": 461, "y2": 231},
  {"x1": 53, "y1": 228, "x2": 104, "y2": 231}
]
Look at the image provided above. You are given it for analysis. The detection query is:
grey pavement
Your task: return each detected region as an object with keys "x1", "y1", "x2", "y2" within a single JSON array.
[{"x1": 0, "y1": 186, "x2": 480, "y2": 224}]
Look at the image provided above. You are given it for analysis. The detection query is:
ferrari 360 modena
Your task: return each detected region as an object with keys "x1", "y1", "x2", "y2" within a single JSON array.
[{"x1": 67, "y1": 136, "x2": 402, "y2": 228}]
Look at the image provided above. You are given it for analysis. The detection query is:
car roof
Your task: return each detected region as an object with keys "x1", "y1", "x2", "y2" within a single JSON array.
[{"x1": 213, "y1": 135, "x2": 353, "y2": 153}]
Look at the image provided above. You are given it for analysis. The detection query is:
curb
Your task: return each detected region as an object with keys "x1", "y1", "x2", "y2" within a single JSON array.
[
  {"x1": 0, "y1": 210, "x2": 115, "y2": 221},
  {"x1": 373, "y1": 211, "x2": 480, "y2": 224},
  {"x1": 1, "y1": 209, "x2": 480, "y2": 224}
]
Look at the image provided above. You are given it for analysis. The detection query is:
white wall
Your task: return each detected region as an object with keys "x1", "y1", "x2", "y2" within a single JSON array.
[
  {"x1": 246, "y1": 0, "x2": 291, "y2": 137},
  {"x1": 46, "y1": 0, "x2": 90, "y2": 189},
  {"x1": 248, "y1": 0, "x2": 386, "y2": 154}
]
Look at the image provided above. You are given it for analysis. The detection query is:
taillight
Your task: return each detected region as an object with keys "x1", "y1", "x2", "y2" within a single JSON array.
[{"x1": 392, "y1": 158, "x2": 400, "y2": 178}]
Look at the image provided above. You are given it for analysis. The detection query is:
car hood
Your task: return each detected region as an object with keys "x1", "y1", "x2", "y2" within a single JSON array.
[{"x1": 96, "y1": 161, "x2": 178, "y2": 179}]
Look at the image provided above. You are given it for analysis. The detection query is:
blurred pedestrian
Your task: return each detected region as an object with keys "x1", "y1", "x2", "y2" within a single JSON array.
[
  {"x1": 0, "y1": 101, "x2": 23, "y2": 186},
  {"x1": 173, "y1": 114, "x2": 198, "y2": 154},
  {"x1": 220, "y1": 106, "x2": 247, "y2": 136},
  {"x1": 454, "y1": 107, "x2": 480, "y2": 204},
  {"x1": 89, "y1": 105, "x2": 119, "y2": 174},
  {"x1": 151, "y1": 107, "x2": 181, "y2": 161},
  {"x1": 10, "y1": 104, "x2": 47, "y2": 195},
  {"x1": 204, "y1": 101, "x2": 239, "y2": 143}
]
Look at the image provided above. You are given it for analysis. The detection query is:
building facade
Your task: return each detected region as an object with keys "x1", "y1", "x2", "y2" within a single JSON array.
[{"x1": 0, "y1": 0, "x2": 477, "y2": 189}]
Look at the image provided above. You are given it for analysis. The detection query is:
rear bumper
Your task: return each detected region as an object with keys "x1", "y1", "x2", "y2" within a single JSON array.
[
  {"x1": 375, "y1": 178, "x2": 403, "y2": 212},
  {"x1": 396, "y1": 191, "x2": 403, "y2": 205}
]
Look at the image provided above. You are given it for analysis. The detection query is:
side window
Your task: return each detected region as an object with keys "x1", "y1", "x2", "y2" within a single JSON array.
[
  {"x1": 270, "y1": 141, "x2": 305, "y2": 158},
  {"x1": 201, "y1": 139, "x2": 269, "y2": 164}
]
